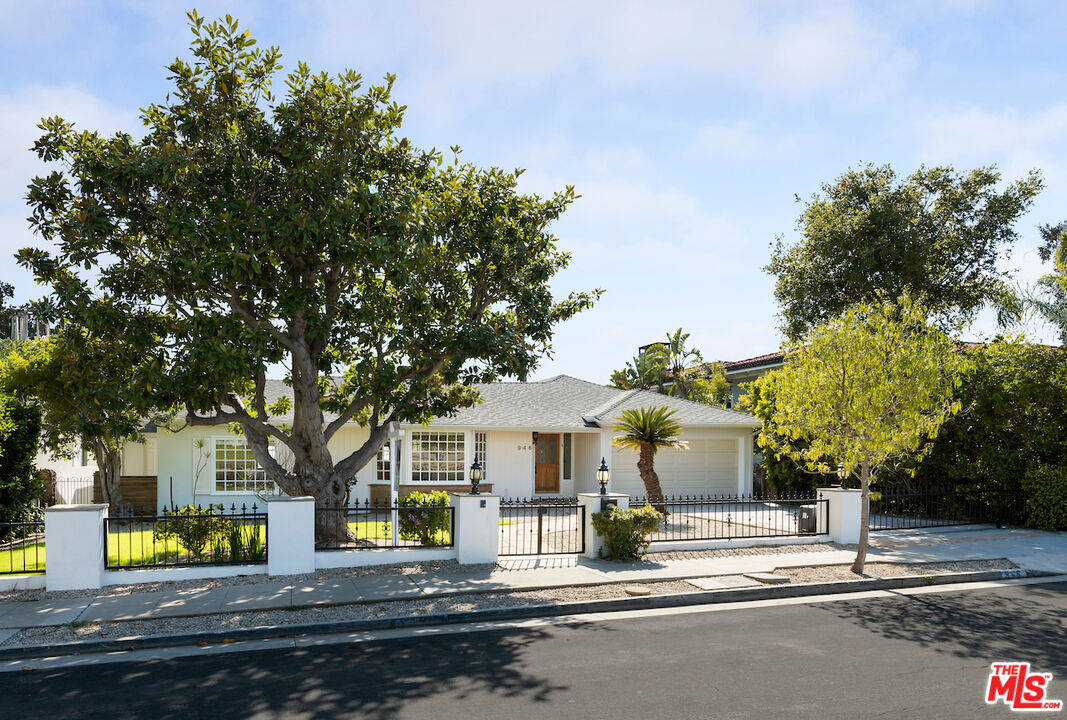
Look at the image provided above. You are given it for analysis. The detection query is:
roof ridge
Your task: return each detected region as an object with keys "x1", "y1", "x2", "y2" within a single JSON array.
[
  {"x1": 626, "y1": 387, "x2": 759, "y2": 421},
  {"x1": 585, "y1": 388, "x2": 638, "y2": 420}
]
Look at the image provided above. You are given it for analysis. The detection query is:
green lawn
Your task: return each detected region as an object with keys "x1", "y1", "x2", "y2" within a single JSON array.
[
  {"x1": 106, "y1": 521, "x2": 268, "y2": 567},
  {"x1": 0, "y1": 542, "x2": 45, "y2": 574}
]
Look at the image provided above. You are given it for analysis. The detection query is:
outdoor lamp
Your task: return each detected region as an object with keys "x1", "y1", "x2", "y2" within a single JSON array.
[
  {"x1": 596, "y1": 457, "x2": 610, "y2": 495},
  {"x1": 836, "y1": 462, "x2": 848, "y2": 490},
  {"x1": 469, "y1": 456, "x2": 483, "y2": 495}
]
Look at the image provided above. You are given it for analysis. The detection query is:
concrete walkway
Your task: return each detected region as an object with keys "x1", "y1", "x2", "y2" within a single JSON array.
[{"x1": 0, "y1": 526, "x2": 1061, "y2": 635}]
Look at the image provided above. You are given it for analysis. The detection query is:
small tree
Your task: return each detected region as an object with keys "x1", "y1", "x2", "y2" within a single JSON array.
[
  {"x1": 0, "y1": 401, "x2": 43, "y2": 525},
  {"x1": 0, "y1": 332, "x2": 158, "y2": 508},
  {"x1": 612, "y1": 406, "x2": 688, "y2": 514},
  {"x1": 763, "y1": 296, "x2": 966, "y2": 573}
]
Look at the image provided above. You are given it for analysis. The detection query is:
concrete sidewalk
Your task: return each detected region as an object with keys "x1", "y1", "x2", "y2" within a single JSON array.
[{"x1": 0, "y1": 526, "x2": 1061, "y2": 638}]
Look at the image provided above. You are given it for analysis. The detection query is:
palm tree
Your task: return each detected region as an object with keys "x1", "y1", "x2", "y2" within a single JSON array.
[{"x1": 612, "y1": 406, "x2": 689, "y2": 515}]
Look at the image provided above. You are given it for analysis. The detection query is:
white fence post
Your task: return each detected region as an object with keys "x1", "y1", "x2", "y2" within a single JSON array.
[
  {"x1": 44, "y1": 504, "x2": 107, "y2": 591},
  {"x1": 817, "y1": 487, "x2": 863, "y2": 544},
  {"x1": 267, "y1": 496, "x2": 316, "y2": 576},
  {"x1": 451, "y1": 493, "x2": 500, "y2": 565},
  {"x1": 577, "y1": 492, "x2": 629, "y2": 560}
]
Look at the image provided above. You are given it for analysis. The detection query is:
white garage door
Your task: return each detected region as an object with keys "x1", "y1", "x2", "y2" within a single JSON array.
[{"x1": 612, "y1": 438, "x2": 739, "y2": 497}]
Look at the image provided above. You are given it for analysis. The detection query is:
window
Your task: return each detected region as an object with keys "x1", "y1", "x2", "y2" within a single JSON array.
[
  {"x1": 474, "y1": 432, "x2": 487, "y2": 480},
  {"x1": 410, "y1": 431, "x2": 465, "y2": 483},
  {"x1": 376, "y1": 444, "x2": 393, "y2": 484},
  {"x1": 214, "y1": 438, "x2": 276, "y2": 494},
  {"x1": 563, "y1": 433, "x2": 572, "y2": 480}
]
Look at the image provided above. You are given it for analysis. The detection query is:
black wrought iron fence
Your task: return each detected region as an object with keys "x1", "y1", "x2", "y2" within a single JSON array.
[
  {"x1": 629, "y1": 493, "x2": 827, "y2": 542},
  {"x1": 315, "y1": 500, "x2": 454, "y2": 550},
  {"x1": 104, "y1": 504, "x2": 268, "y2": 570},
  {"x1": 0, "y1": 520, "x2": 45, "y2": 575},
  {"x1": 499, "y1": 497, "x2": 585, "y2": 556},
  {"x1": 868, "y1": 486, "x2": 1026, "y2": 531}
]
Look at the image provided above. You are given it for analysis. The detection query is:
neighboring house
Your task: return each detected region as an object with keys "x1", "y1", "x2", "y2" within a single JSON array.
[
  {"x1": 34, "y1": 439, "x2": 103, "y2": 505},
  {"x1": 114, "y1": 374, "x2": 760, "y2": 512},
  {"x1": 722, "y1": 351, "x2": 785, "y2": 408}
]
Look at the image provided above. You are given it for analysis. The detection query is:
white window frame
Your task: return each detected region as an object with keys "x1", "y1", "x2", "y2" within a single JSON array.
[
  {"x1": 474, "y1": 432, "x2": 488, "y2": 481},
  {"x1": 410, "y1": 431, "x2": 467, "y2": 483},
  {"x1": 209, "y1": 436, "x2": 278, "y2": 496}
]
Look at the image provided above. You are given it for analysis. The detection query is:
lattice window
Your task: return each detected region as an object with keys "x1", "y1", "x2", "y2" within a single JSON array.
[
  {"x1": 214, "y1": 438, "x2": 275, "y2": 494},
  {"x1": 474, "y1": 432, "x2": 487, "y2": 480},
  {"x1": 410, "y1": 431, "x2": 465, "y2": 482},
  {"x1": 376, "y1": 444, "x2": 391, "y2": 484}
]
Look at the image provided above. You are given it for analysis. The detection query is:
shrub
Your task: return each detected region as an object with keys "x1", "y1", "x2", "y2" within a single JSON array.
[
  {"x1": 153, "y1": 505, "x2": 228, "y2": 558},
  {"x1": 0, "y1": 401, "x2": 44, "y2": 527},
  {"x1": 1021, "y1": 465, "x2": 1067, "y2": 531},
  {"x1": 590, "y1": 504, "x2": 663, "y2": 560},
  {"x1": 398, "y1": 490, "x2": 451, "y2": 545}
]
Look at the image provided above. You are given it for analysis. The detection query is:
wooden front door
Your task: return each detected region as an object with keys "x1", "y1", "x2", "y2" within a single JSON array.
[{"x1": 534, "y1": 433, "x2": 560, "y2": 493}]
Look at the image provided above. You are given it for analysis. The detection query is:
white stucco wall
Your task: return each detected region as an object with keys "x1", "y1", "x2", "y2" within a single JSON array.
[
  {"x1": 573, "y1": 432, "x2": 601, "y2": 494},
  {"x1": 485, "y1": 430, "x2": 535, "y2": 498}
]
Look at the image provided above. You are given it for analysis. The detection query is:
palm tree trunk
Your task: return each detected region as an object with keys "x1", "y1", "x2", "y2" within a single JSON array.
[{"x1": 637, "y1": 442, "x2": 669, "y2": 516}]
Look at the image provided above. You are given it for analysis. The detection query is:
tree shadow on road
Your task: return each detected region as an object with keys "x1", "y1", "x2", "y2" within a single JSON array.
[
  {"x1": 8, "y1": 622, "x2": 615, "y2": 719},
  {"x1": 818, "y1": 581, "x2": 1067, "y2": 672}
]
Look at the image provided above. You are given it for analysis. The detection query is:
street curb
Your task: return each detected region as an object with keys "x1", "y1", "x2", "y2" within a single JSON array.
[{"x1": 0, "y1": 568, "x2": 1054, "y2": 661}]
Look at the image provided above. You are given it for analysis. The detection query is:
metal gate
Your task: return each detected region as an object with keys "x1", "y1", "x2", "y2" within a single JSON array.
[{"x1": 499, "y1": 497, "x2": 585, "y2": 556}]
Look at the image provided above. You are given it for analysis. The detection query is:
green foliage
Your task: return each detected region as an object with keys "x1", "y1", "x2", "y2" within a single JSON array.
[
  {"x1": 0, "y1": 401, "x2": 43, "y2": 524},
  {"x1": 762, "y1": 295, "x2": 966, "y2": 482},
  {"x1": 608, "y1": 330, "x2": 728, "y2": 407},
  {"x1": 1021, "y1": 466, "x2": 1067, "y2": 530},
  {"x1": 590, "y1": 505, "x2": 663, "y2": 560},
  {"x1": 738, "y1": 373, "x2": 824, "y2": 493},
  {"x1": 18, "y1": 12, "x2": 599, "y2": 507},
  {"x1": 1030, "y1": 222, "x2": 1067, "y2": 344},
  {"x1": 153, "y1": 505, "x2": 229, "y2": 559},
  {"x1": 767, "y1": 163, "x2": 1043, "y2": 341},
  {"x1": 905, "y1": 339, "x2": 1067, "y2": 489},
  {"x1": 397, "y1": 490, "x2": 451, "y2": 545},
  {"x1": 612, "y1": 406, "x2": 688, "y2": 453}
]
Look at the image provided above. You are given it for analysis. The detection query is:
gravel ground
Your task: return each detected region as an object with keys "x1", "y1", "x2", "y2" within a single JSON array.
[
  {"x1": 777, "y1": 558, "x2": 1017, "y2": 583},
  {"x1": 643, "y1": 542, "x2": 848, "y2": 561},
  {"x1": 0, "y1": 558, "x2": 1016, "y2": 649}
]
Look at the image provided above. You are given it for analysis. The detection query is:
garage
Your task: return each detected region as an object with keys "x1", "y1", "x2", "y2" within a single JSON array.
[{"x1": 611, "y1": 437, "x2": 742, "y2": 497}]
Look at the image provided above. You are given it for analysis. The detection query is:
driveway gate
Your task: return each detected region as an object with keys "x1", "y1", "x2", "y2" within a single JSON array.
[{"x1": 499, "y1": 497, "x2": 585, "y2": 556}]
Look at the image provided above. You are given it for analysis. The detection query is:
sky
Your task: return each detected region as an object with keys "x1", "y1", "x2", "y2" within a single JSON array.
[{"x1": 1, "y1": 0, "x2": 1065, "y2": 382}]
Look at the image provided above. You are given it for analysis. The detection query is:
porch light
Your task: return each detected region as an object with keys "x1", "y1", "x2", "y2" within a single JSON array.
[
  {"x1": 596, "y1": 457, "x2": 610, "y2": 495},
  {"x1": 836, "y1": 462, "x2": 848, "y2": 490},
  {"x1": 469, "y1": 456, "x2": 483, "y2": 495}
]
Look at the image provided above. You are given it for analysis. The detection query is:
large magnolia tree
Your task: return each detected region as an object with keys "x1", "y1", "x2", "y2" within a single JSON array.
[
  {"x1": 761, "y1": 297, "x2": 966, "y2": 572},
  {"x1": 19, "y1": 14, "x2": 598, "y2": 540}
]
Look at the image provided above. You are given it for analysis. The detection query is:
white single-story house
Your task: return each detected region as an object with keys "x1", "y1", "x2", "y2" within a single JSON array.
[{"x1": 110, "y1": 374, "x2": 759, "y2": 512}]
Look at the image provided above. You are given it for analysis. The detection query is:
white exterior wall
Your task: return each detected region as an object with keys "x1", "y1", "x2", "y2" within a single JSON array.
[
  {"x1": 485, "y1": 430, "x2": 535, "y2": 498},
  {"x1": 611, "y1": 427, "x2": 755, "y2": 497},
  {"x1": 573, "y1": 432, "x2": 601, "y2": 494},
  {"x1": 121, "y1": 438, "x2": 158, "y2": 476}
]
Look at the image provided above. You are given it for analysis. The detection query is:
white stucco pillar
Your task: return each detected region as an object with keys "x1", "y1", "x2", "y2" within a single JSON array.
[
  {"x1": 267, "y1": 496, "x2": 316, "y2": 576},
  {"x1": 578, "y1": 492, "x2": 629, "y2": 559},
  {"x1": 451, "y1": 493, "x2": 500, "y2": 564},
  {"x1": 817, "y1": 487, "x2": 863, "y2": 544},
  {"x1": 45, "y1": 504, "x2": 107, "y2": 591}
]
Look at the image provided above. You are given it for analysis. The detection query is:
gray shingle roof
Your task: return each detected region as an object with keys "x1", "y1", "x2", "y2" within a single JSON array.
[
  {"x1": 430, "y1": 375, "x2": 759, "y2": 429},
  {"x1": 205, "y1": 375, "x2": 759, "y2": 429}
]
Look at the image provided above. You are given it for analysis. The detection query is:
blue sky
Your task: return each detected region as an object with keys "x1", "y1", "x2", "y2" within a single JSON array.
[{"x1": 1, "y1": 1, "x2": 1065, "y2": 382}]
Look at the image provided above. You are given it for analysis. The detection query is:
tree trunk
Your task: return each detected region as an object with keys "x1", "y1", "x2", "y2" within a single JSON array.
[
  {"x1": 93, "y1": 440, "x2": 124, "y2": 512},
  {"x1": 637, "y1": 443, "x2": 670, "y2": 516},
  {"x1": 851, "y1": 456, "x2": 872, "y2": 574},
  {"x1": 287, "y1": 459, "x2": 355, "y2": 547}
]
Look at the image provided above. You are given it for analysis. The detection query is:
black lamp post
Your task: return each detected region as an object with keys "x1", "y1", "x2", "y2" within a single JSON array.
[
  {"x1": 596, "y1": 457, "x2": 610, "y2": 495},
  {"x1": 469, "y1": 456, "x2": 482, "y2": 495},
  {"x1": 836, "y1": 462, "x2": 848, "y2": 490}
]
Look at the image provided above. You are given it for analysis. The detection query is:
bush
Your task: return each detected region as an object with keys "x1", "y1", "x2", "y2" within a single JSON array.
[
  {"x1": 0, "y1": 401, "x2": 44, "y2": 527},
  {"x1": 398, "y1": 490, "x2": 451, "y2": 545},
  {"x1": 590, "y1": 505, "x2": 663, "y2": 560},
  {"x1": 1021, "y1": 465, "x2": 1067, "y2": 530},
  {"x1": 153, "y1": 505, "x2": 228, "y2": 558}
]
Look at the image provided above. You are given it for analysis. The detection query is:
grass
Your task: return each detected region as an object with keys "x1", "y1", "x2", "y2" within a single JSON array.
[
  {"x1": 106, "y1": 520, "x2": 268, "y2": 567},
  {"x1": 0, "y1": 541, "x2": 45, "y2": 574}
]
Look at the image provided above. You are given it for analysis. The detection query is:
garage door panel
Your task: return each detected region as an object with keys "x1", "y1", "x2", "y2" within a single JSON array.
[{"x1": 612, "y1": 440, "x2": 739, "y2": 496}]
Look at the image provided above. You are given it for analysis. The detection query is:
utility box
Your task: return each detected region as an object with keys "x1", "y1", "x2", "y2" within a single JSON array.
[{"x1": 798, "y1": 505, "x2": 818, "y2": 534}]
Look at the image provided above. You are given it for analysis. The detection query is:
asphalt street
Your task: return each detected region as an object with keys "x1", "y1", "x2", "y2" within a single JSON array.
[{"x1": 4, "y1": 581, "x2": 1065, "y2": 720}]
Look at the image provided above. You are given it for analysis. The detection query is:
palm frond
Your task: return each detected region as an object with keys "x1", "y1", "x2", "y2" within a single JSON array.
[{"x1": 611, "y1": 405, "x2": 689, "y2": 452}]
